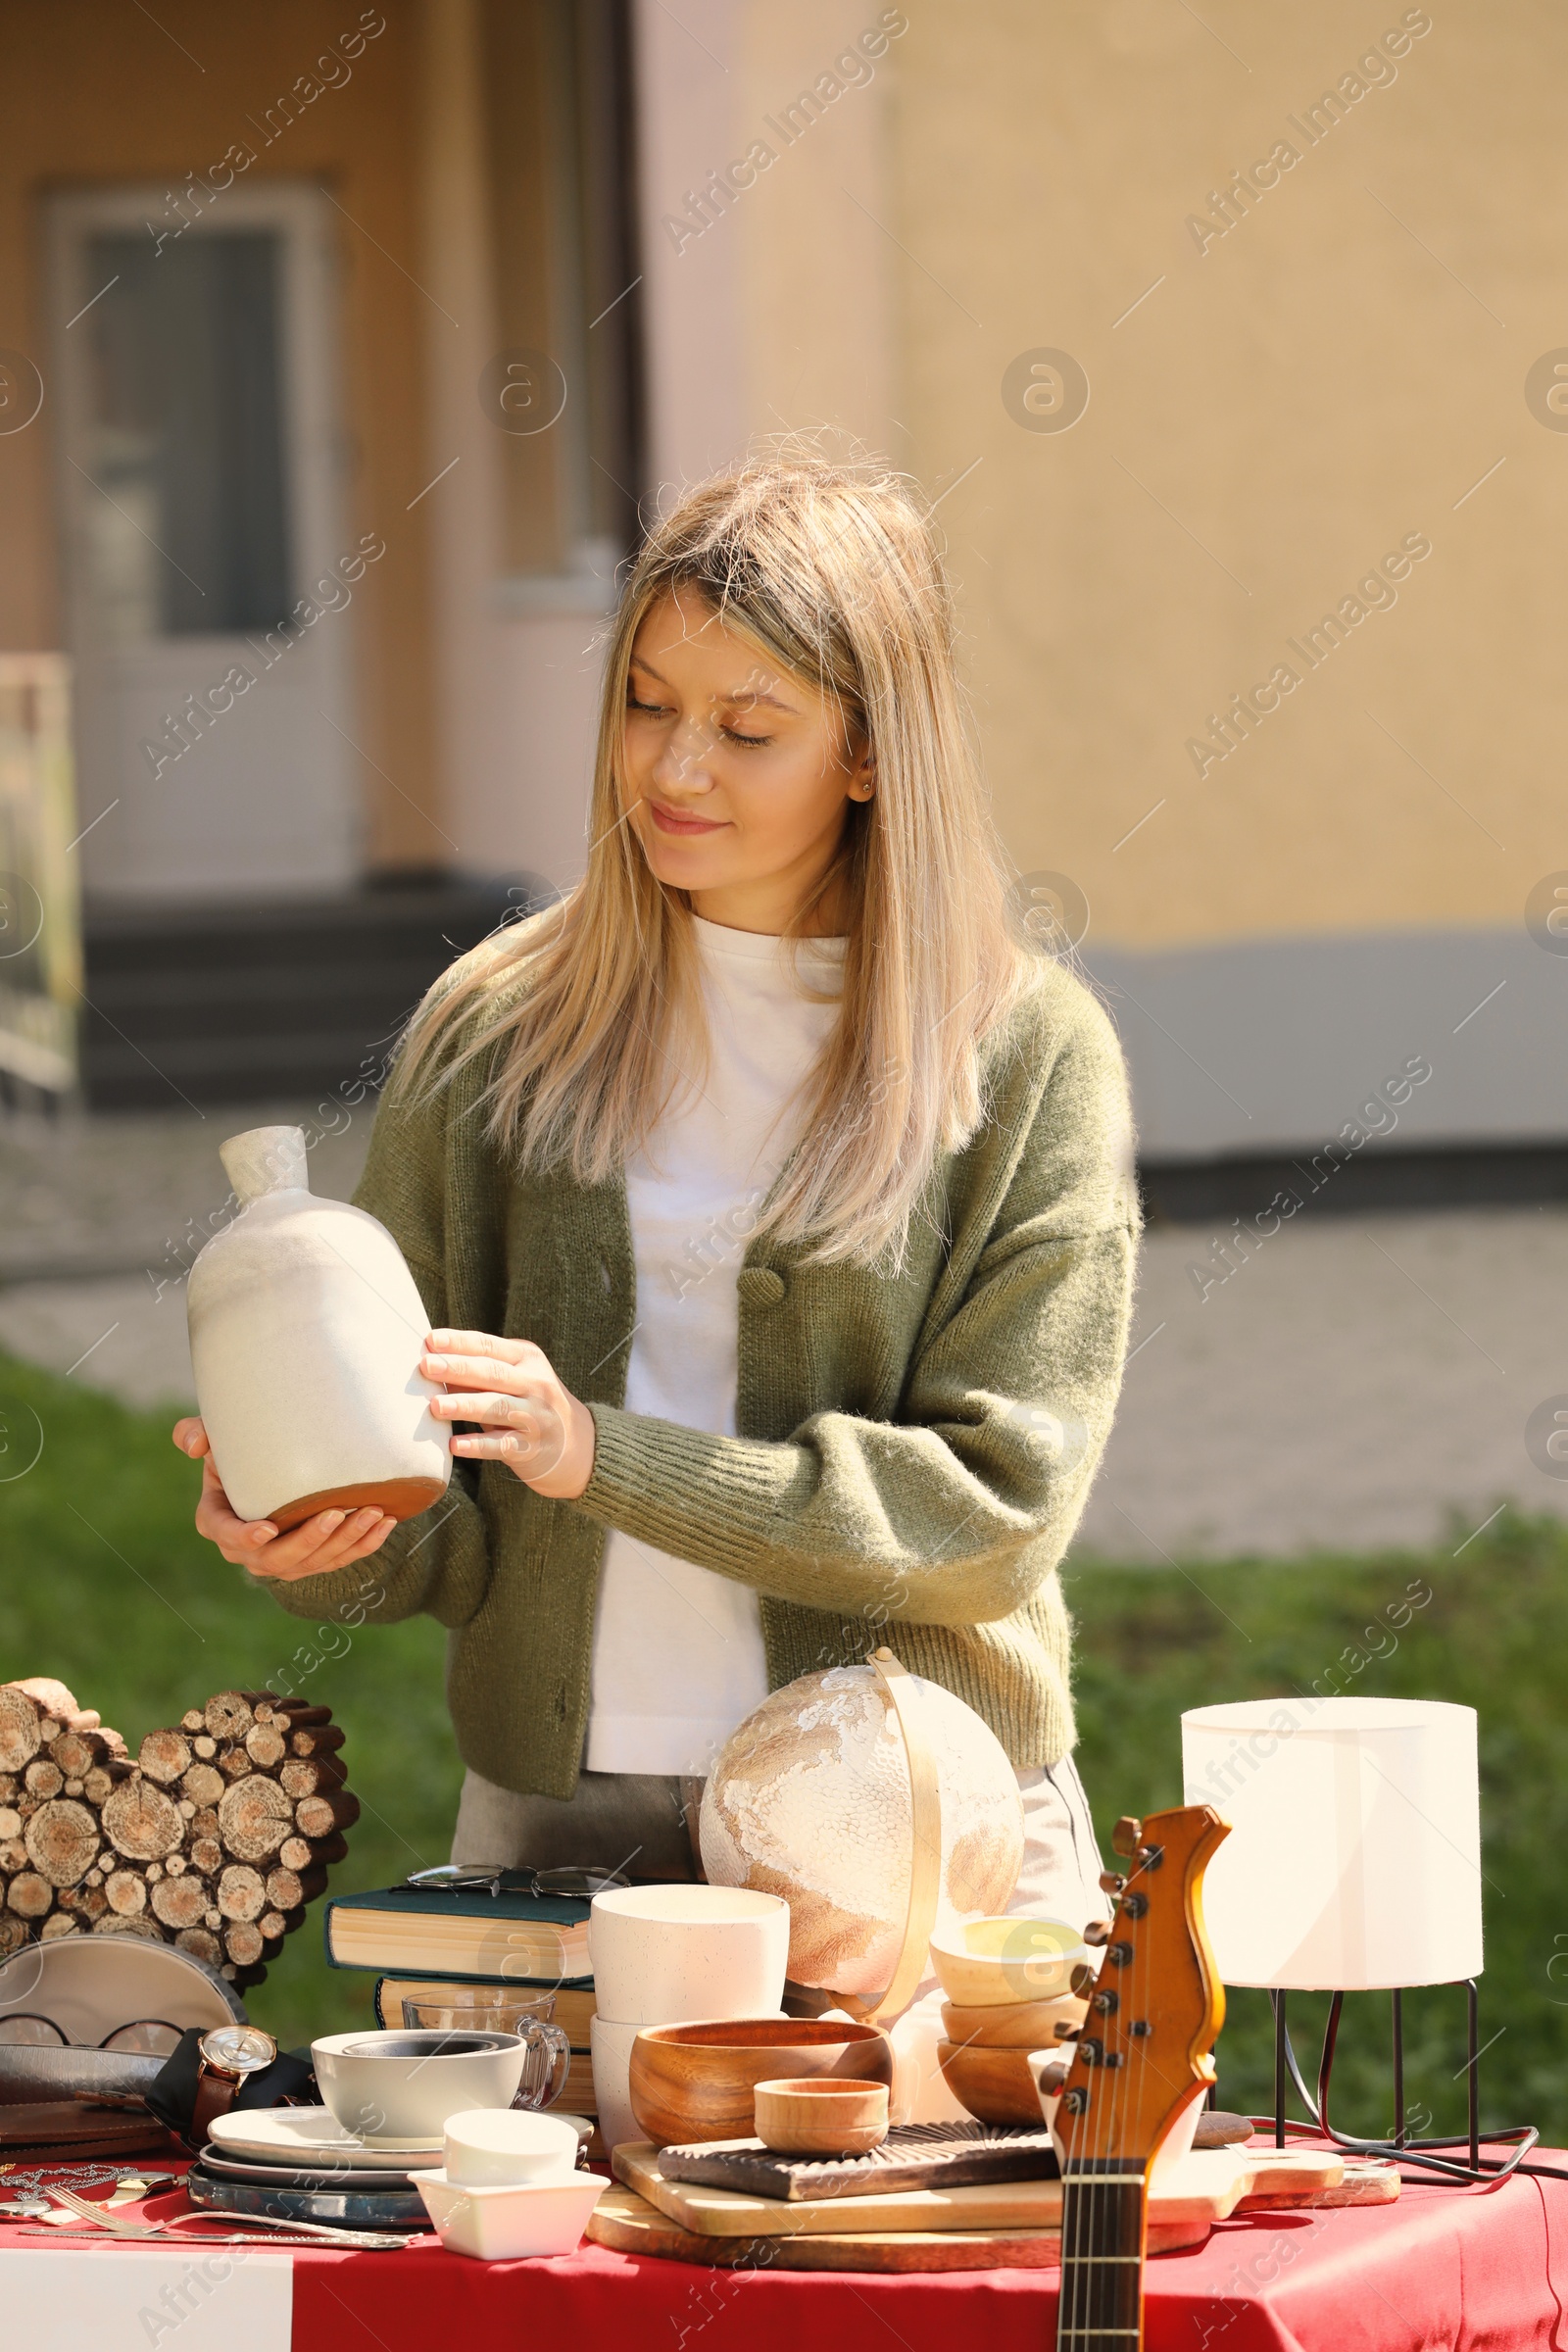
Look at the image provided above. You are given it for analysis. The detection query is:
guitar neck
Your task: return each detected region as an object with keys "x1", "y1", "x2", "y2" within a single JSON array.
[{"x1": 1056, "y1": 2159, "x2": 1149, "y2": 2351}]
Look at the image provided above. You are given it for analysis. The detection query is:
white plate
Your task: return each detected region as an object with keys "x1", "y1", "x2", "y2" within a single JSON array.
[{"x1": 208, "y1": 2106, "x2": 445, "y2": 2167}]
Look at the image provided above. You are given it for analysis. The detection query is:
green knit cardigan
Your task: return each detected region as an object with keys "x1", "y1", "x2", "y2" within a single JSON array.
[{"x1": 261, "y1": 956, "x2": 1140, "y2": 1798}]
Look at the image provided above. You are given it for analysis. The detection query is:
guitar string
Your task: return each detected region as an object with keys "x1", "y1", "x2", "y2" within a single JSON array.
[
  {"x1": 1068, "y1": 1865, "x2": 1102, "y2": 2346},
  {"x1": 1081, "y1": 1838, "x2": 1133, "y2": 2348},
  {"x1": 1116, "y1": 1834, "x2": 1147, "y2": 2346},
  {"x1": 1084, "y1": 1846, "x2": 1126, "y2": 2349}
]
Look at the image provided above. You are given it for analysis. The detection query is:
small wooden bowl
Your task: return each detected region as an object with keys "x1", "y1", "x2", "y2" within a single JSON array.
[
  {"x1": 928, "y1": 1916, "x2": 1089, "y2": 2008},
  {"x1": 940, "y1": 1992, "x2": 1087, "y2": 2049},
  {"x1": 628, "y1": 2017, "x2": 894, "y2": 2147},
  {"x1": 936, "y1": 2038, "x2": 1048, "y2": 2128},
  {"x1": 754, "y1": 2077, "x2": 889, "y2": 2157}
]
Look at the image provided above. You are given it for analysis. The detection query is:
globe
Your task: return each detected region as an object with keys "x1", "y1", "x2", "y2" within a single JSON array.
[{"x1": 699, "y1": 1664, "x2": 1025, "y2": 2001}]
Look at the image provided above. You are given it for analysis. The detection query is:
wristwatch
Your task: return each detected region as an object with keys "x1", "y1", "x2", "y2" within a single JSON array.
[{"x1": 188, "y1": 2025, "x2": 278, "y2": 2149}]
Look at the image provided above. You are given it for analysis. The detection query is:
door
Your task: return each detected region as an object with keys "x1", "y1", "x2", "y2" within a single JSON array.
[{"x1": 48, "y1": 183, "x2": 360, "y2": 900}]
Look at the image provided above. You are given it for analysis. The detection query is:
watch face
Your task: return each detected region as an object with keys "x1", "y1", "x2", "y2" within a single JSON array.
[{"x1": 200, "y1": 2025, "x2": 277, "y2": 2075}]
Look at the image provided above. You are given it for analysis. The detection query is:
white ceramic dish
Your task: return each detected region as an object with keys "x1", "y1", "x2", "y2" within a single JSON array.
[
  {"x1": 208, "y1": 2107, "x2": 445, "y2": 2167},
  {"x1": 416, "y1": 2167, "x2": 608, "y2": 2260},
  {"x1": 444, "y1": 2106, "x2": 580, "y2": 2185},
  {"x1": 587, "y1": 1884, "x2": 790, "y2": 2025},
  {"x1": 312, "y1": 2027, "x2": 525, "y2": 2142}
]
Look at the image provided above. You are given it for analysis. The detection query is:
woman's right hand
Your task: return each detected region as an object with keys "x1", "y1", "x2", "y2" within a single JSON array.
[{"x1": 172, "y1": 1418, "x2": 397, "y2": 1583}]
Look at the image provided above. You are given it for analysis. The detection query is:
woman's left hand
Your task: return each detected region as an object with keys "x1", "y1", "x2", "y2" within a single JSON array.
[{"x1": 421, "y1": 1329, "x2": 597, "y2": 1500}]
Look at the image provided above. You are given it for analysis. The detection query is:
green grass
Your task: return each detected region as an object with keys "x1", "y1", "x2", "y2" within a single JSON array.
[
  {"x1": 1063, "y1": 1523, "x2": 1568, "y2": 2145},
  {"x1": 2, "y1": 1349, "x2": 1565, "y2": 2142},
  {"x1": 0, "y1": 1352, "x2": 461, "y2": 2052}
]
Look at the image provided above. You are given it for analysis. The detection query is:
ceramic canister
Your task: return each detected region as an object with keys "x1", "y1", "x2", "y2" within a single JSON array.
[{"x1": 187, "y1": 1125, "x2": 450, "y2": 1528}]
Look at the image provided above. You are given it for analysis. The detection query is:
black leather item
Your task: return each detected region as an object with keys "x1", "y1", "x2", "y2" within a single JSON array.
[{"x1": 145, "y1": 2030, "x2": 317, "y2": 2149}]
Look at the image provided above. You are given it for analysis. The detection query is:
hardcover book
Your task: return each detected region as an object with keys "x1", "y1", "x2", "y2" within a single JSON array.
[{"x1": 323, "y1": 1877, "x2": 592, "y2": 1984}]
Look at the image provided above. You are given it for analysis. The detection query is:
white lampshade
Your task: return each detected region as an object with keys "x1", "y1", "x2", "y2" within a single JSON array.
[{"x1": 1181, "y1": 1697, "x2": 1483, "y2": 1990}]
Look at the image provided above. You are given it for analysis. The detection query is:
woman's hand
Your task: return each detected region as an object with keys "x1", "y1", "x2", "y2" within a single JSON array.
[
  {"x1": 172, "y1": 1418, "x2": 398, "y2": 1583},
  {"x1": 419, "y1": 1329, "x2": 597, "y2": 1501}
]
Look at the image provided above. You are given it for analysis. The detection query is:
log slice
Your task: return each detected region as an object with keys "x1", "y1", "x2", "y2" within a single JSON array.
[
  {"x1": 24, "y1": 1797, "x2": 101, "y2": 1886},
  {"x1": 0, "y1": 1689, "x2": 42, "y2": 1774},
  {"x1": 102, "y1": 1778, "x2": 184, "y2": 1861},
  {"x1": 218, "y1": 1774, "x2": 293, "y2": 1862}
]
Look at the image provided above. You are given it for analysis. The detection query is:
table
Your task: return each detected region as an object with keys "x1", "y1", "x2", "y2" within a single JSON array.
[{"x1": 5, "y1": 2146, "x2": 1567, "y2": 2351}]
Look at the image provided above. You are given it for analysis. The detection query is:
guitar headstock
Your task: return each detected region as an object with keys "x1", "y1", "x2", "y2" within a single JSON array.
[{"x1": 1046, "y1": 1803, "x2": 1230, "y2": 2166}]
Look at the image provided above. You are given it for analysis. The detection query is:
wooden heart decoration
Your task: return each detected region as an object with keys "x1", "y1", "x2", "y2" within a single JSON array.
[{"x1": 0, "y1": 1681, "x2": 357, "y2": 1992}]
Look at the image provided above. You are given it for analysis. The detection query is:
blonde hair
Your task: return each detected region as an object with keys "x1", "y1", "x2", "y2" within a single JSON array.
[{"x1": 396, "y1": 445, "x2": 1029, "y2": 1268}]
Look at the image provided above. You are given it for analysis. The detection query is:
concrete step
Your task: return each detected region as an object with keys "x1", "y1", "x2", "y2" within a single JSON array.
[{"x1": 79, "y1": 875, "x2": 538, "y2": 1110}]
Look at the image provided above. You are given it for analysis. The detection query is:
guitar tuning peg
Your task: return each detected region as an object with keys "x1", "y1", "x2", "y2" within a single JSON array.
[
  {"x1": 1053, "y1": 2022, "x2": 1081, "y2": 2041},
  {"x1": 1070, "y1": 1963, "x2": 1099, "y2": 1996},
  {"x1": 1036, "y1": 2059, "x2": 1070, "y2": 2094},
  {"x1": 1111, "y1": 1815, "x2": 1143, "y2": 1857},
  {"x1": 1083, "y1": 1920, "x2": 1110, "y2": 1946},
  {"x1": 1099, "y1": 1870, "x2": 1125, "y2": 1894}
]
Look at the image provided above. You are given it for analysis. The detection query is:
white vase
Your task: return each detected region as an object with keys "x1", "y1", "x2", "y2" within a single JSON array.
[{"x1": 187, "y1": 1124, "x2": 450, "y2": 1528}]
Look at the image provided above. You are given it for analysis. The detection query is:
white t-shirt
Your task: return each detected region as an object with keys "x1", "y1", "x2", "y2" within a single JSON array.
[{"x1": 585, "y1": 917, "x2": 846, "y2": 1777}]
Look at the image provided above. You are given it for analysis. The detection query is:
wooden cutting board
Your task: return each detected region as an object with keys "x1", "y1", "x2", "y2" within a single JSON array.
[
  {"x1": 613, "y1": 2139, "x2": 1348, "y2": 2241},
  {"x1": 1238, "y1": 2158, "x2": 1399, "y2": 2210},
  {"x1": 587, "y1": 2186, "x2": 1215, "y2": 2272}
]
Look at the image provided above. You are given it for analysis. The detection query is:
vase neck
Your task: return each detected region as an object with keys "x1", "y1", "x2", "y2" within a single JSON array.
[{"x1": 220, "y1": 1125, "x2": 312, "y2": 1203}]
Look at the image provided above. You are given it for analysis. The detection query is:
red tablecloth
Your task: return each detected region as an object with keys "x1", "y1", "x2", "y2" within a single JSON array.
[
  {"x1": 7, "y1": 2147, "x2": 1568, "y2": 2351},
  {"x1": 293, "y1": 2161, "x2": 1568, "y2": 2352}
]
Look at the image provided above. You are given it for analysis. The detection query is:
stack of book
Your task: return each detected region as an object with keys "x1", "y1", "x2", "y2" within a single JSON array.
[{"x1": 324, "y1": 1879, "x2": 599, "y2": 2131}]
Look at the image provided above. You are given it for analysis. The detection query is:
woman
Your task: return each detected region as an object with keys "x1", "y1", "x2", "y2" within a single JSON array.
[{"x1": 176, "y1": 448, "x2": 1140, "y2": 1931}]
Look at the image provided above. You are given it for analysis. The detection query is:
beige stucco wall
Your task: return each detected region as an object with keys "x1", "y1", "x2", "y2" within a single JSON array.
[{"x1": 704, "y1": 0, "x2": 1560, "y2": 955}]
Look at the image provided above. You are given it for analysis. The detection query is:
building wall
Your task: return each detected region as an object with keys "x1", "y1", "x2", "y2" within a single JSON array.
[
  {"x1": 633, "y1": 0, "x2": 1568, "y2": 1156},
  {"x1": 0, "y1": 0, "x2": 442, "y2": 870}
]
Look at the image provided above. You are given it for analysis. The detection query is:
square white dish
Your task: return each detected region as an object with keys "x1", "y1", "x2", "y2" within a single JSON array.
[{"x1": 415, "y1": 2167, "x2": 607, "y2": 2259}]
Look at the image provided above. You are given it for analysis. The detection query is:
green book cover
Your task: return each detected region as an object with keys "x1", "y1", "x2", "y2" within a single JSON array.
[{"x1": 324, "y1": 1874, "x2": 593, "y2": 1984}]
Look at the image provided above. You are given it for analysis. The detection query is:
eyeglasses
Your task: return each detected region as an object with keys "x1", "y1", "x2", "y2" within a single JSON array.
[
  {"x1": 393, "y1": 1864, "x2": 631, "y2": 1899},
  {"x1": 0, "y1": 2015, "x2": 184, "y2": 2056}
]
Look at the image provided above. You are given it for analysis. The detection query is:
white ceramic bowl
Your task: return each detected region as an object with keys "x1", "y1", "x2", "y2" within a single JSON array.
[
  {"x1": 312, "y1": 2028, "x2": 525, "y2": 2143},
  {"x1": 587, "y1": 1884, "x2": 790, "y2": 2025},
  {"x1": 444, "y1": 2106, "x2": 580, "y2": 2186},
  {"x1": 416, "y1": 2168, "x2": 607, "y2": 2260}
]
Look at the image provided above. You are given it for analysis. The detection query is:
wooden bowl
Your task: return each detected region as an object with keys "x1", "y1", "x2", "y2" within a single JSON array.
[
  {"x1": 928, "y1": 1916, "x2": 1089, "y2": 2008},
  {"x1": 940, "y1": 1992, "x2": 1087, "y2": 2048},
  {"x1": 754, "y1": 2077, "x2": 889, "y2": 2157},
  {"x1": 936, "y1": 2038, "x2": 1048, "y2": 2128},
  {"x1": 628, "y1": 2017, "x2": 893, "y2": 2147}
]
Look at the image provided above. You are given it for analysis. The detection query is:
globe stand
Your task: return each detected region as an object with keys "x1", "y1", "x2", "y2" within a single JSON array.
[{"x1": 832, "y1": 1648, "x2": 944, "y2": 2029}]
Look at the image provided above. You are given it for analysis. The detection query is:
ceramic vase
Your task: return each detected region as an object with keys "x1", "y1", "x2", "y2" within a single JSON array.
[{"x1": 187, "y1": 1124, "x2": 450, "y2": 1528}]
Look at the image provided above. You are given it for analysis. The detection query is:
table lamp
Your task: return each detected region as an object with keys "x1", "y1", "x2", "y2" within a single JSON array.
[{"x1": 1182, "y1": 1696, "x2": 1486, "y2": 2161}]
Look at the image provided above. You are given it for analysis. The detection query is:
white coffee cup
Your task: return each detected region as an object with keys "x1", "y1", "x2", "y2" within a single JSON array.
[
  {"x1": 312, "y1": 2028, "x2": 524, "y2": 2142},
  {"x1": 587, "y1": 1884, "x2": 790, "y2": 2026},
  {"x1": 443, "y1": 2106, "x2": 579, "y2": 2185}
]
